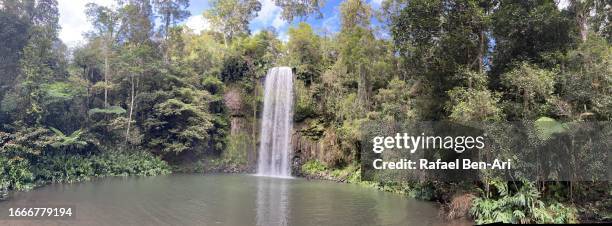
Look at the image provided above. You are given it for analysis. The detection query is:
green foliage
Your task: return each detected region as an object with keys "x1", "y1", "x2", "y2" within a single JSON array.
[
  {"x1": 558, "y1": 35, "x2": 612, "y2": 120},
  {"x1": 88, "y1": 106, "x2": 127, "y2": 116},
  {"x1": 34, "y1": 151, "x2": 170, "y2": 183},
  {"x1": 330, "y1": 164, "x2": 361, "y2": 184},
  {"x1": 301, "y1": 160, "x2": 327, "y2": 175},
  {"x1": 274, "y1": 0, "x2": 324, "y2": 21},
  {"x1": 202, "y1": 75, "x2": 225, "y2": 94},
  {"x1": 219, "y1": 31, "x2": 282, "y2": 83},
  {"x1": 181, "y1": 32, "x2": 224, "y2": 75},
  {"x1": 0, "y1": 6, "x2": 30, "y2": 105},
  {"x1": 447, "y1": 69, "x2": 502, "y2": 122},
  {"x1": 1, "y1": 0, "x2": 609, "y2": 223},
  {"x1": 501, "y1": 62, "x2": 556, "y2": 119},
  {"x1": 49, "y1": 127, "x2": 87, "y2": 149},
  {"x1": 447, "y1": 88, "x2": 502, "y2": 122},
  {"x1": 0, "y1": 156, "x2": 34, "y2": 190},
  {"x1": 1, "y1": 126, "x2": 169, "y2": 189},
  {"x1": 220, "y1": 53, "x2": 250, "y2": 82},
  {"x1": 221, "y1": 133, "x2": 249, "y2": 166},
  {"x1": 406, "y1": 182, "x2": 436, "y2": 200},
  {"x1": 533, "y1": 202, "x2": 579, "y2": 224},
  {"x1": 294, "y1": 80, "x2": 318, "y2": 121},
  {"x1": 146, "y1": 92, "x2": 213, "y2": 154},
  {"x1": 390, "y1": 0, "x2": 490, "y2": 119},
  {"x1": 90, "y1": 151, "x2": 171, "y2": 177},
  {"x1": 301, "y1": 162, "x2": 436, "y2": 200},
  {"x1": 152, "y1": 0, "x2": 190, "y2": 38},
  {"x1": 34, "y1": 155, "x2": 94, "y2": 183},
  {"x1": 373, "y1": 78, "x2": 416, "y2": 121},
  {"x1": 1, "y1": 0, "x2": 63, "y2": 125},
  {"x1": 302, "y1": 161, "x2": 364, "y2": 185},
  {"x1": 0, "y1": 92, "x2": 20, "y2": 114},
  {"x1": 288, "y1": 23, "x2": 322, "y2": 85},
  {"x1": 491, "y1": 0, "x2": 576, "y2": 75},
  {"x1": 297, "y1": 119, "x2": 326, "y2": 140},
  {"x1": 534, "y1": 117, "x2": 567, "y2": 141},
  {"x1": 40, "y1": 82, "x2": 85, "y2": 104},
  {"x1": 338, "y1": 0, "x2": 376, "y2": 79},
  {"x1": 0, "y1": 127, "x2": 54, "y2": 157},
  {"x1": 471, "y1": 181, "x2": 577, "y2": 224},
  {"x1": 204, "y1": 0, "x2": 262, "y2": 42}
]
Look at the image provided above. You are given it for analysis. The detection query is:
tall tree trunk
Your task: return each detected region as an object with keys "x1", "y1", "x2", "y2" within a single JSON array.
[
  {"x1": 134, "y1": 75, "x2": 140, "y2": 131},
  {"x1": 571, "y1": 0, "x2": 590, "y2": 42},
  {"x1": 478, "y1": 29, "x2": 485, "y2": 73},
  {"x1": 357, "y1": 63, "x2": 369, "y2": 112},
  {"x1": 223, "y1": 33, "x2": 229, "y2": 48},
  {"x1": 523, "y1": 89, "x2": 529, "y2": 119},
  {"x1": 126, "y1": 74, "x2": 135, "y2": 144},
  {"x1": 103, "y1": 32, "x2": 114, "y2": 108},
  {"x1": 86, "y1": 68, "x2": 92, "y2": 124},
  {"x1": 104, "y1": 48, "x2": 109, "y2": 108},
  {"x1": 577, "y1": 9, "x2": 588, "y2": 42},
  {"x1": 164, "y1": 15, "x2": 171, "y2": 63}
]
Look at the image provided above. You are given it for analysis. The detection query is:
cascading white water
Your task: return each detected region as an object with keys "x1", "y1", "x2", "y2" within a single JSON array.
[{"x1": 257, "y1": 67, "x2": 294, "y2": 177}]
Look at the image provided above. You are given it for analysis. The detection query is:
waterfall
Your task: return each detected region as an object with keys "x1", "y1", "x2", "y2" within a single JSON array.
[{"x1": 256, "y1": 67, "x2": 294, "y2": 177}]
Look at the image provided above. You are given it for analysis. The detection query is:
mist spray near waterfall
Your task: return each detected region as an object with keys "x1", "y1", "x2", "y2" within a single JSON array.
[{"x1": 256, "y1": 67, "x2": 294, "y2": 177}]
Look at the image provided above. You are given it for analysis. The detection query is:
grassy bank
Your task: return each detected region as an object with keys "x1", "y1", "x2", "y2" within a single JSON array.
[{"x1": 301, "y1": 160, "x2": 441, "y2": 200}]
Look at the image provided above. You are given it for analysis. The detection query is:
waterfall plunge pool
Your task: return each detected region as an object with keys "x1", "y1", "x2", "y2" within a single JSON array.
[{"x1": 0, "y1": 174, "x2": 469, "y2": 225}]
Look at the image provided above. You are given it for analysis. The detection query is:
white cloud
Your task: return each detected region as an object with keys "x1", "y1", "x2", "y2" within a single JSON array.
[
  {"x1": 370, "y1": 0, "x2": 384, "y2": 8},
  {"x1": 58, "y1": 0, "x2": 115, "y2": 48},
  {"x1": 253, "y1": 0, "x2": 287, "y2": 30},
  {"x1": 272, "y1": 15, "x2": 286, "y2": 29},
  {"x1": 185, "y1": 15, "x2": 211, "y2": 34},
  {"x1": 278, "y1": 30, "x2": 289, "y2": 42},
  {"x1": 556, "y1": 0, "x2": 570, "y2": 10}
]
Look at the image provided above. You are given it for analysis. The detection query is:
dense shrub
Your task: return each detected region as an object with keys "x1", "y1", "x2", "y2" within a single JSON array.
[
  {"x1": 471, "y1": 181, "x2": 577, "y2": 224},
  {"x1": 34, "y1": 155, "x2": 94, "y2": 183},
  {"x1": 90, "y1": 151, "x2": 171, "y2": 177},
  {"x1": 1, "y1": 151, "x2": 170, "y2": 190},
  {"x1": 330, "y1": 164, "x2": 361, "y2": 184},
  {"x1": 301, "y1": 160, "x2": 327, "y2": 175},
  {"x1": 0, "y1": 156, "x2": 34, "y2": 190}
]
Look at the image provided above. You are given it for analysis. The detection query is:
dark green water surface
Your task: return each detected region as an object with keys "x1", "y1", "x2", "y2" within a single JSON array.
[{"x1": 0, "y1": 174, "x2": 469, "y2": 226}]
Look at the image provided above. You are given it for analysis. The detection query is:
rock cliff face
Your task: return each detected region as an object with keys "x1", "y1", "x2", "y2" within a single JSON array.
[
  {"x1": 291, "y1": 124, "x2": 321, "y2": 174},
  {"x1": 291, "y1": 123, "x2": 323, "y2": 166},
  {"x1": 224, "y1": 88, "x2": 246, "y2": 135},
  {"x1": 291, "y1": 120, "x2": 351, "y2": 174},
  {"x1": 223, "y1": 87, "x2": 257, "y2": 170}
]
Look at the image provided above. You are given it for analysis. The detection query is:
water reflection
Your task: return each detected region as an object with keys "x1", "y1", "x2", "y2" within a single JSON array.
[
  {"x1": 256, "y1": 177, "x2": 290, "y2": 226},
  {"x1": 0, "y1": 175, "x2": 469, "y2": 226}
]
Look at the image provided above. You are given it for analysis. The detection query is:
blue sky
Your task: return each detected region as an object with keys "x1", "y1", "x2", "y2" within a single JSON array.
[
  {"x1": 58, "y1": 0, "x2": 386, "y2": 47},
  {"x1": 184, "y1": 0, "x2": 385, "y2": 41},
  {"x1": 58, "y1": 0, "x2": 568, "y2": 46}
]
